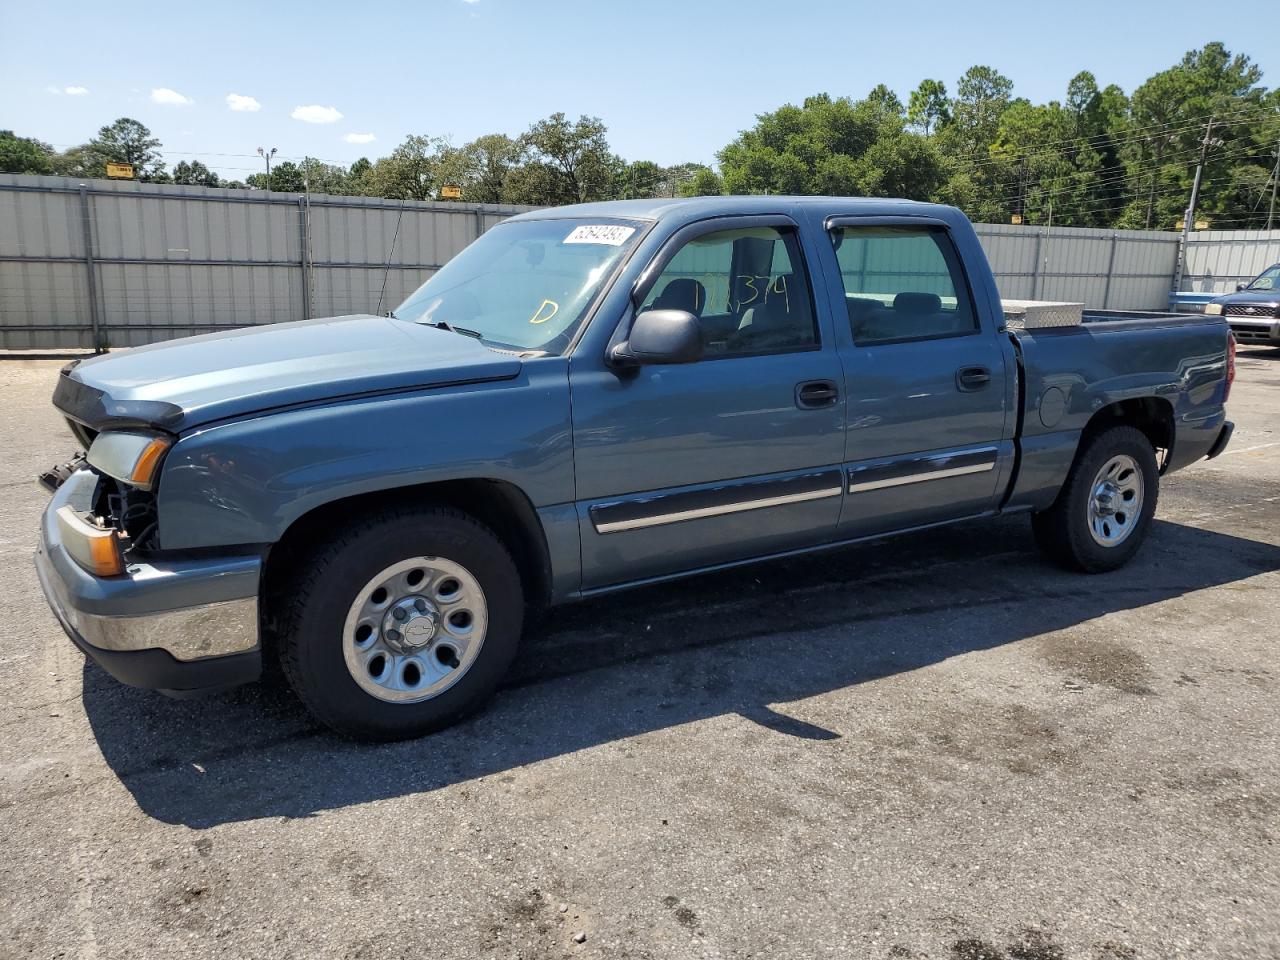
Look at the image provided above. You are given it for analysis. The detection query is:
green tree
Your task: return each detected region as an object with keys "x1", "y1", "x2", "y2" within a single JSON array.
[
  {"x1": 504, "y1": 113, "x2": 618, "y2": 205},
  {"x1": 171, "y1": 159, "x2": 221, "y2": 187},
  {"x1": 345, "y1": 157, "x2": 374, "y2": 195},
  {"x1": 951, "y1": 65, "x2": 1015, "y2": 147},
  {"x1": 1120, "y1": 42, "x2": 1270, "y2": 229},
  {"x1": 677, "y1": 167, "x2": 723, "y2": 197},
  {"x1": 908, "y1": 79, "x2": 950, "y2": 136},
  {"x1": 300, "y1": 158, "x2": 350, "y2": 195},
  {"x1": 85, "y1": 117, "x2": 165, "y2": 180},
  {"x1": 368, "y1": 135, "x2": 449, "y2": 200},
  {"x1": 0, "y1": 130, "x2": 55, "y2": 174},
  {"x1": 246, "y1": 161, "x2": 305, "y2": 193},
  {"x1": 934, "y1": 66, "x2": 1016, "y2": 221},
  {"x1": 438, "y1": 134, "x2": 523, "y2": 202},
  {"x1": 717, "y1": 91, "x2": 943, "y2": 199},
  {"x1": 616, "y1": 159, "x2": 664, "y2": 198}
]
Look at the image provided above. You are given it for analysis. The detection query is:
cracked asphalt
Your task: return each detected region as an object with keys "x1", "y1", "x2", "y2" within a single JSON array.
[{"x1": 1, "y1": 349, "x2": 1277, "y2": 960}]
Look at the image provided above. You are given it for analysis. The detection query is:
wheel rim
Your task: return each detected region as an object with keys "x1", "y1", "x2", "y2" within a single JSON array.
[
  {"x1": 1087, "y1": 454, "x2": 1144, "y2": 547},
  {"x1": 342, "y1": 557, "x2": 488, "y2": 704}
]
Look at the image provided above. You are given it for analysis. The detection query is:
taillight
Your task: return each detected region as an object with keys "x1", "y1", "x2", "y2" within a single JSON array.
[{"x1": 1225, "y1": 332, "x2": 1236, "y2": 403}]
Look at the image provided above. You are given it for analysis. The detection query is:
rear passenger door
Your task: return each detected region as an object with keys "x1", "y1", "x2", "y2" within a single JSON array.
[{"x1": 823, "y1": 218, "x2": 1014, "y2": 537}]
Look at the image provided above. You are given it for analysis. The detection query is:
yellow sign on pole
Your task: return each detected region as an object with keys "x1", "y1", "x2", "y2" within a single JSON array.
[
  {"x1": 440, "y1": 185, "x2": 462, "y2": 200},
  {"x1": 105, "y1": 162, "x2": 134, "y2": 179},
  {"x1": 1010, "y1": 213, "x2": 1023, "y2": 225},
  {"x1": 1194, "y1": 219, "x2": 1209, "y2": 230}
]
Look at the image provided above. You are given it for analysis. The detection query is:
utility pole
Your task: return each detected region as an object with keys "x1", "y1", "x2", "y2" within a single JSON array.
[
  {"x1": 1267, "y1": 136, "x2": 1280, "y2": 231},
  {"x1": 1173, "y1": 117, "x2": 1219, "y2": 292},
  {"x1": 1183, "y1": 117, "x2": 1215, "y2": 231}
]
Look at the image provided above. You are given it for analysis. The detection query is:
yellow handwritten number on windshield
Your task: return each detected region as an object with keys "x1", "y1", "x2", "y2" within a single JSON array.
[{"x1": 529, "y1": 299, "x2": 560, "y2": 325}]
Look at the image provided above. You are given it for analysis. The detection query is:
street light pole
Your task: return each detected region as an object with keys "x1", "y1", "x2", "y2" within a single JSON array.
[{"x1": 256, "y1": 146, "x2": 277, "y2": 189}]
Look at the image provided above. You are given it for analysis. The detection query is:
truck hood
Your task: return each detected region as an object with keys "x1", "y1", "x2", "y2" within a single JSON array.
[{"x1": 54, "y1": 314, "x2": 523, "y2": 433}]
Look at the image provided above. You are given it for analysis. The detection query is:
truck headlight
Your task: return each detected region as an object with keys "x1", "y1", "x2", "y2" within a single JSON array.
[
  {"x1": 86, "y1": 432, "x2": 172, "y2": 490},
  {"x1": 1205, "y1": 302, "x2": 1224, "y2": 315}
]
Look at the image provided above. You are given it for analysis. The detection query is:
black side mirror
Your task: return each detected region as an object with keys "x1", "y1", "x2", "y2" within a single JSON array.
[
  {"x1": 1236, "y1": 283, "x2": 1248, "y2": 291},
  {"x1": 610, "y1": 309, "x2": 703, "y2": 367}
]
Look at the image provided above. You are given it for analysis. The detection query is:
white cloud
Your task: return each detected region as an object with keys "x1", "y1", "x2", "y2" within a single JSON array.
[
  {"x1": 292, "y1": 104, "x2": 343, "y2": 124},
  {"x1": 225, "y1": 93, "x2": 261, "y2": 112},
  {"x1": 343, "y1": 132, "x2": 376, "y2": 144},
  {"x1": 64, "y1": 86, "x2": 89, "y2": 95},
  {"x1": 462, "y1": 0, "x2": 480, "y2": 4},
  {"x1": 150, "y1": 87, "x2": 193, "y2": 105}
]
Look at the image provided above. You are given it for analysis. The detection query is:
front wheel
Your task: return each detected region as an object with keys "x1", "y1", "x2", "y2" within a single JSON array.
[
  {"x1": 277, "y1": 506, "x2": 523, "y2": 741},
  {"x1": 1031, "y1": 425, "x2": 1159, "y2": 573}
]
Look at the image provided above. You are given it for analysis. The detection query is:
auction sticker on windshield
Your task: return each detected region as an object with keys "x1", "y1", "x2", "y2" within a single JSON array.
[{"x1": 563, "y1": 224, "x2": 636, "y2": 246}]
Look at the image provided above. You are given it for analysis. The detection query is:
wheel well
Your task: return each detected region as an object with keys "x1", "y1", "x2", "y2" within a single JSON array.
[
  {"x1": 1083, "y1": 397, "x2": 1175, "y2": 467},
  {"x1": 261, "y1": 479, "x2": 553, "y2": 643}
]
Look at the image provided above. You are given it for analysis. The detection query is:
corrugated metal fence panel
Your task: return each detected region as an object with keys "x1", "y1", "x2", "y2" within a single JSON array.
[
  {"x1": 972, "y1": 224, "x2": 1180, "y2": 310},
  {"x1": 0, "y1": 179, "x2": 92, "y2": 349},
  {"x1": 8, "y1": 172, "x2": 1275, "y2": 350},
  {"x1": 1182, "y1": 229, "x2": 1280, "y2": 294},
  {"x1": 0, "y1": 174, "x2": 533, "y2": 349}
]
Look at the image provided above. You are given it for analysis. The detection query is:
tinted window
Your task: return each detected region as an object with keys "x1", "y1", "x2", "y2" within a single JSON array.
[
  {"x1": 638, "y1": 227, "x2": 817, "y2": 357},
  {"x1": 829, "y1": 226, "x2": 977, "y2": 345}
]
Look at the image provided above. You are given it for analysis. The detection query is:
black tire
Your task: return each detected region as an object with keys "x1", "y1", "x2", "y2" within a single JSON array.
[
  {"x1": 277, "y1": 506, "x2": 523, "y2": 741},
  {"x1": 1031, "y1": 425, "x2": 1159, "y2": 573}
]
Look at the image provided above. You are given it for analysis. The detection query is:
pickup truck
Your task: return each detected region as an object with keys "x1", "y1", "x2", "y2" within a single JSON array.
[{"x1": 35, "y1": 197, "x2": 1236, "y2": 741}]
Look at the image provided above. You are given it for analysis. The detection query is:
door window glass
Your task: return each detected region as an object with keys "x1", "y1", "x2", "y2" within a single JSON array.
[
  {"x1": 829, "y1": 226, "x2": 977, "y2": 345},
  {"x1": 638, "y1": 226, "x2": 818, "y2": 356}
]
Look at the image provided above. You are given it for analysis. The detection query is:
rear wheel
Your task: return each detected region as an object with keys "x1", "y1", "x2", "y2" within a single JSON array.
[
  {"x1": 277, "y1": 506, "x2": 523, "y2": 741},
  {"x1": 1031, "y1": 425, "x2": 1159, "y2": 573}
]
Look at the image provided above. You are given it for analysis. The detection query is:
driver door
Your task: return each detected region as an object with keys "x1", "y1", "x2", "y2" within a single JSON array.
[{"x1": 568, "y1": 217, "x2": 847, "y2": 590}]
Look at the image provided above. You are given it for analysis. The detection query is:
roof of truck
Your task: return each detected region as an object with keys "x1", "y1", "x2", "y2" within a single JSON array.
[{"x1": 507, "y1": 195, "x2": 957, "y2": 225}]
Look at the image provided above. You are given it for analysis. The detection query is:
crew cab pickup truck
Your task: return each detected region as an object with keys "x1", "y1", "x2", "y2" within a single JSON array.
[{"x1": 36, "y1": 197, "x2": 1236, "y2": 740}]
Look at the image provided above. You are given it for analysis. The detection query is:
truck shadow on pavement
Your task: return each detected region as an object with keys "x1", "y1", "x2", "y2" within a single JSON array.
[{"x1": 81, "y1": 510, "x2": 1280, "y2": 828}]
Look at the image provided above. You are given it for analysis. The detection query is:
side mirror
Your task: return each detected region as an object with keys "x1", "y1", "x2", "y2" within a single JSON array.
[
  {"x1": 610, "y1": 309, "x2": 703, "y2": 367},
  {"x1": 1236, "y1": 283, "x2": 1247, "y2": 292}
]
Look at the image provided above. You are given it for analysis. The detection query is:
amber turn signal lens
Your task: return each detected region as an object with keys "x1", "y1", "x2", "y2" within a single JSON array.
[
  {"x1": 55, "y1": 505, "x2": 126, "y2": 578},
  {"x1": 130, "y1": 436, "x2": 172, "y2": 487},
  {"x1": 86, "y1": 529, "x2": 126, "y2": 577}
]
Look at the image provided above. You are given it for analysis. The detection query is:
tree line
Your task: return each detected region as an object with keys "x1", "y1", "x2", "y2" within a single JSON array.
[{"x1": 2, "y1": 42, "x2": 1278, "y2": 229}]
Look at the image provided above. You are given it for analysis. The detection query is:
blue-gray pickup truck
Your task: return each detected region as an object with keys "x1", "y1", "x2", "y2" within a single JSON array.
[{"x1": 36, "y1": 197, "x2": 1237, "y2": 740}]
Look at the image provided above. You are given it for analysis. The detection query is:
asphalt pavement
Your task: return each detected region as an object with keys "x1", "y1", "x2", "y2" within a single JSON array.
[{"x1": 1, "y1": 350, "x2": 1277, "y2": 960}]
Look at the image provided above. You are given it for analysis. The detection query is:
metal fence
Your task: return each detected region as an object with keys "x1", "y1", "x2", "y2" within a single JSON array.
[
  {"x1": 2, "y1": 172, "x2": 1270, "y2": 351},
  {"x1": 0, "y1": 174, "x2": 533, "y2": 349},
  {"x1": 974, "y1": 223, "x2": 1180, "y2": 310},
  {"x1": 1179, "y1": 228, "x2": 1280, "y2": 296}
]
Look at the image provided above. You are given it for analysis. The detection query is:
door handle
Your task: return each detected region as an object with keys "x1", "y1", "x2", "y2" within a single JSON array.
[
  {"x1": 796, "y1": 380, "x2": 839, "y2": 409},
  {"x1": 956, "y1": 366, "x2": 991, "y2": 392}
]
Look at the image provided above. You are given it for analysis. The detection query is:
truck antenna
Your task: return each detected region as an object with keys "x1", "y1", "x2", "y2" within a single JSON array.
[{"x1": 376, "y1": 199, "x2": 407, "y2": 316}]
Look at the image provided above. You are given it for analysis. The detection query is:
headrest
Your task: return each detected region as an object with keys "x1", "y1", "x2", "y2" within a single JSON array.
[
  {"x1": 653, "y1": 278, "x2": 707, "y2": 316},
  {"x1": 894, "y1": 292, "x2": 942, "y2": 316}
]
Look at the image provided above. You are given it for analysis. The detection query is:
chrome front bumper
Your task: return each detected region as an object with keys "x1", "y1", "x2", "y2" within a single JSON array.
[{"x1": 35, "y1": 469, "x2": 263, "y2": 692}]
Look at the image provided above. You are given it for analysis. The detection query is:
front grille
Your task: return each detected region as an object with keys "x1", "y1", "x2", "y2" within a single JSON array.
[{"x1": 1225, "y1": 303, "x2": 1280, "y2": 318}]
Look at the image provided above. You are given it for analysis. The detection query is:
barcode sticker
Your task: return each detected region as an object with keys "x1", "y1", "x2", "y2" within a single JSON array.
[{"x1": 563, "y1": 224, "x2": 635, "y2": 246}]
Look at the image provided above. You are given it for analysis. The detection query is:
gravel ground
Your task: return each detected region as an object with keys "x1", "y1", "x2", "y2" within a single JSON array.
[{"x1": 1, "y1": 349, "x2": 1277, "y2": 960}]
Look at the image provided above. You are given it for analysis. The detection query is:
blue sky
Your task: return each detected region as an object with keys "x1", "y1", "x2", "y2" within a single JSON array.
[{"x1": 1, "y1": 0, "x2": 1276, "y2": 180}]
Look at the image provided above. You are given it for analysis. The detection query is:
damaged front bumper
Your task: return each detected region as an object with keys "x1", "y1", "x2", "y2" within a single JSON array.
[{"x1": 34, "y1": 469, "x2": 262, "y2": 695}]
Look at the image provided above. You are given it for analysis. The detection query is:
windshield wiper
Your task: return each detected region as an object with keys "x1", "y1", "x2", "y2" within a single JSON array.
[{"x1": 423, "y1": 319, "x2": 486, "y2": 341}]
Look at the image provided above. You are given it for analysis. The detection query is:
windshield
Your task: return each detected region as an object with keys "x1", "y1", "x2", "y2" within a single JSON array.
[
  {"x1": 394, "y1": 218, "x2": 644, "y2": 353},
  {"x1": 1246, "y1": 265, "x2": 1280, "y2": 291}
]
